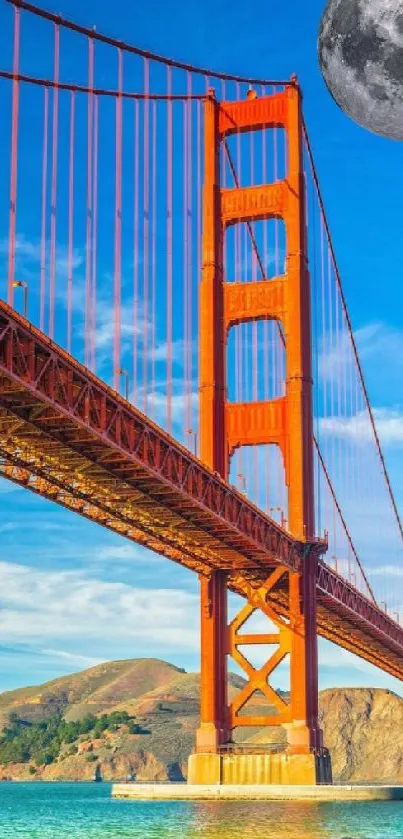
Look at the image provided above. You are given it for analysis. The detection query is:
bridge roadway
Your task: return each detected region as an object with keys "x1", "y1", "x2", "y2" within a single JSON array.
[{"x1": 0, "y1": 299, "x2": 402, "y2": 680}]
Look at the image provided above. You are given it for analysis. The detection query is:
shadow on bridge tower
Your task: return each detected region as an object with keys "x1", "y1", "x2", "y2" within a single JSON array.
[{"x1": 188, "y1": 82, "x2": 332, "y2": 785}]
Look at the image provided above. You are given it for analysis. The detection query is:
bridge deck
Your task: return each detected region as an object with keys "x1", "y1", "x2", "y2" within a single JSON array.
[{"x1": 0, "y1": 300, "x2": 402, "y2": 680}]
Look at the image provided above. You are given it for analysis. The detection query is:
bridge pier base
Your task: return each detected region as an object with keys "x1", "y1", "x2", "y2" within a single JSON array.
[
  {"x1": 190, "y1": 563, "x2": 332, "y2": 785},
  {"x1": 188, "y1": 751, "x2": 332, "y2": 786}
]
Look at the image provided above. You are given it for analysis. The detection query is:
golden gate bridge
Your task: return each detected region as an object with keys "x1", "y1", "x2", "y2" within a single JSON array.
[{"x1": 1, "y1": 0, "x2": 403, "y2": 784}]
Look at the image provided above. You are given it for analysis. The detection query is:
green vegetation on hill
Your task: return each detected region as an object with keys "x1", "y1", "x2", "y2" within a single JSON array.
[{"x1": 0, "y1": 710, "x2": 142, "y2": 767}]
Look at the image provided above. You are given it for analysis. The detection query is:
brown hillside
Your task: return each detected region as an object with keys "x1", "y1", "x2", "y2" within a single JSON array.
[
  {"x1": 0, "y1": 659, "x2": 402, "y2": 784},
  {"x1": 319, "y1": 687, "x2": 403, "y2": 783},
  {"x1": 0, "y1": 659, "x2": 184, "y2": 730}
]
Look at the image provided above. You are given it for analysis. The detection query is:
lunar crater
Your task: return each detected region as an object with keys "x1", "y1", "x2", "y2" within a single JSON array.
[{"x1": 318, "y1": 0, "x2": 403, "y2": 139}]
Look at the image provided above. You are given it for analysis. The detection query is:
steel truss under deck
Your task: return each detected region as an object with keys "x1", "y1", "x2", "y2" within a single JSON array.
[{"x1": 0, "y1": 299, "x2": 402, "y2": 680}]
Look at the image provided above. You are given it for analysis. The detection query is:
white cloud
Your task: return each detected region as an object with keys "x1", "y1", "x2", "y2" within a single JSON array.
[
  {"x1": 320, "y1": 407, "x2": 403, "y2": 447},
  {"x1": 0, "y1": 560, "x2": 199, "y2": 655},
  {"x1": 369, "y1": 565, "x2": 403, "y2": 578},
  {"x1": 0, "y1": 234, "x2": 83, "y2": 280},
  {"x1": 355, "y1": 322, "x2": 403, "y2": 360},
  {"x1": 319, "y1": 321, "x2": 403, "y2": 391},
  {"x1": 0, "y1": 234, "x2": 40, "y2": 262},
  {"x1": 40, "y1": 648, "x2": 105, "y2": 668},
  {"x1": 84, "y1": 294, "x2": 191, "y2": 380},
  {"x1": 92, "y1": 300, "x2": 137, "y2": 353},
  {"x1": 96, "y1": 544, "x2": 147, "y2": 562},
  {"x1": 149, "y1": 338, "x2": 190, "y2": 364},
  {"x1": 138, "y1": 387, "x2": 199, "y2": 428}
]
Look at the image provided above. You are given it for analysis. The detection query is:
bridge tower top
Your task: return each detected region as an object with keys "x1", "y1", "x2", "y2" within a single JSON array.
[{"x1": 199, "y1": 83, "x2": 314, "y2": 542}]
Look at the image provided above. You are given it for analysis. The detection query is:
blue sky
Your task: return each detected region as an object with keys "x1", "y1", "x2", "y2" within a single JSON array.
[{"x1": 0, "y1": 0, "x2": 403, "y2": 699}]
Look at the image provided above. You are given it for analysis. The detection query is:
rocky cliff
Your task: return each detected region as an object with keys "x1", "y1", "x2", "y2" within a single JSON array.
[{"x1": 0, "y1": 658, "x2": 401, "y2": 783}]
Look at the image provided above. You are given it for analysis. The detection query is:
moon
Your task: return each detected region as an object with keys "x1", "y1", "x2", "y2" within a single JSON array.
[{"x1": 318, "y1": 0, "x2": 403, "y2": 140}]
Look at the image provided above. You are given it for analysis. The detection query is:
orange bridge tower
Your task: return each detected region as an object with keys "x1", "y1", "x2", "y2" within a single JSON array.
[{"x1": 189, "y1": 83, "x2": 332, "y2": 786}]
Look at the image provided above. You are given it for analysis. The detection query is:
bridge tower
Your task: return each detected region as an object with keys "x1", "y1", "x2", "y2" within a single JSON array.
[{"x1": 189, "y1": 83, "x2": 332, "y2": 785}]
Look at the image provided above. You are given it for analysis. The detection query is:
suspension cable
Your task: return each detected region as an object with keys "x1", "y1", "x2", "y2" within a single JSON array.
[
  {"x1": 5, "y1": 0, "x2": 294, "y2": 87},
  {"x1": 303, "y1": 119, "x2": 403, "y2": 546}
]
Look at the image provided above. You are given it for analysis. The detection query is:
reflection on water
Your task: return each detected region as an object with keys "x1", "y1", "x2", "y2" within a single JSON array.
[
  {"x1": 183, "y1": 800, "x2": 333, "y2": 838},
  {"x1": 0, "y1": 784, "x2": 402, "y2": 838},
  {"x1": 183, "y1": 800, "x2": 401, "y2": 838}
]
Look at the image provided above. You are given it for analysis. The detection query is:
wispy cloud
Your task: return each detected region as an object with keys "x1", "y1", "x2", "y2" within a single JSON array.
[
  {"x1": 96, "y1": 544, "x2": 147, "y2": 562},
  {"x1": 320, "y1": 407, "x2": 403, "y2": 447},
  {"x1": 135, "y1": 386, "x2": 199, "y2": 428},
  {"x1": 40, "y1": 648, "x2": 105, "y2": 667},
  {"x1": 369, "y1": 565, "x2": 403, "y2": 578},
  {"x1": 0, "y1": 560, "x2": 199, "y2": 655},
  {"x1": 149, "y1": 338, "x2": 191, "y2": 364},
  {"x1": 0, "y1": 234, "x2": 84, "y2": 282},
  {"x1": 319, "y1": 321, "x2": 403, "y2": 391}
]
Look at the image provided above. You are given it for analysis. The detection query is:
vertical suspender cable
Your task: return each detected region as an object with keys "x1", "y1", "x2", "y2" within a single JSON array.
[
  {"x1": 273, "y1": 93, "x2": 283, "y2": 512},
  {"x1": 187, "y1": 72, "x2": 193, "y2": 441},
  {"x1": 234, "y1": 93, "x2": 241, "y2": 457},
  {"x1": 221, "y1": 79, "x2": 226, "y2": 187},
  {"x1": 273, "y1": 101, "x2": 279, "y2": 397},
  {"x1": 250, "y1": 129, "x2": 258, "y2": 503},
  {"x1": 113, "y1": 48, "x2": 123, "y2": 392},
  {"x1": 166, "y1": 65, "x2": 173, "y2": 433},
  {"x1": 320, "y1": 217, "x2": 327, "y2": 472},
  {"x1": 40, "y1": 86, "x2": 49, "y2": 332},
  {"x1": 196, "y1": 97, "x2": 201, "y2": 451},
  {"x1": 183, "y1": 87, "x2": 189, "y2": 442},
  {"x1": 67, "y1": 90, "x2": 75, "y2": 354},
  {"x1": 151, "y1": 98, "x2": 157, "y2": 418},
  {"x1": 311, "y1": 165, "x2": 321, "y2": 535},
  {"x1": 143, "y1": 58, "x2": 150, "y2": 412},
  {"x1": 49, "y1": 23, "x2": 59, "y2": 338},
  {"x1": 91, "y1": 94, "x2": 99, "y2": 371},
  {"x1": 85, "y1": 37, "x2": 94, "y2": 366},
  {"x1": 236, "y1": 81, "x2": 243, "y2": 484},
  {"x1": 327, "y1": 249, "x2": 336, "y2": 538},
  {"x1": 343, "y1": 301, "x2": 349, "y2": 569},
  {"x1": 8, "y1": 4, "x2": 20, "y2": 306},
  {"x1": 335, "y1": 270, "x2": 342, "y2": 564},
  {"x1": 133, "y1": 98, "x2": 139, "y2": 404},
  {"x1": 262, "y1": 84, "x2": 270, "y2": 513}
]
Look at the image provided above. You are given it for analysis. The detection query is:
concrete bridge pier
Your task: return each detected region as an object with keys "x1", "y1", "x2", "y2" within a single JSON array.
[
  {"x1": 187, "y1": 749, "x2": 332, "y2": 786},
  {"x1": 188, "y1": 563, "x2": 332, "y2": 786}
]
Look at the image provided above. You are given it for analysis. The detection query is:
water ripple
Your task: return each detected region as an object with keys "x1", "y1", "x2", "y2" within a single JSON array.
[{"x1": 0, "y1": 783, "x2": 402, "y2": 838}]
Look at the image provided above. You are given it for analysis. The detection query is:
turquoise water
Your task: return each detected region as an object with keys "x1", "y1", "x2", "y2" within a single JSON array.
[{"x1": 0, "y1": 783, "x2": 403, "y2": 838}]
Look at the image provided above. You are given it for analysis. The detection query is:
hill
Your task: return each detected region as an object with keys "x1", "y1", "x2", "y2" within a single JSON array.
[{"x1": 0, "y1": 658, "x2": 401, "y2": 783}]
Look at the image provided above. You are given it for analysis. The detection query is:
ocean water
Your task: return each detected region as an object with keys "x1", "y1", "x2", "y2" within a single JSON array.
[{"x1": 0, "y1": 783, "x2": 402, "y2": 839}]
